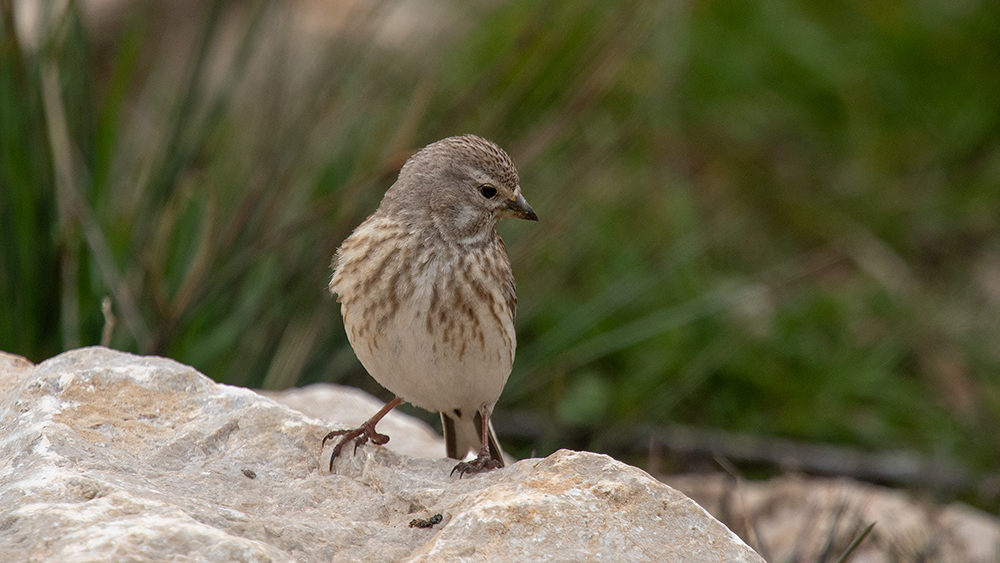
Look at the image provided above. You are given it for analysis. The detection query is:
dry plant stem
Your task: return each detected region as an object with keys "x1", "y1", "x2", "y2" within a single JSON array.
[
  {"x1": 100, "y1": 297, "x2": 116, "y2": 347},
  {"x1": 323, "y1": 396, "x2": 404, "y2": 471},
  {"x1": 833, "y1": 522, "x2": 876, "y2": 563},
  {"x1": 713, "y1": 454, "x2": 763, "y2": 554},
  {"x1": 615, "y1": 424, "x2": 973, "y2": 493}
]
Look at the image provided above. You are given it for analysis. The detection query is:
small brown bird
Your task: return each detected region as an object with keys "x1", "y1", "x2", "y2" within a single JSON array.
[{"x1": 324, "y1": 135, "x2": 537, "y2": 476}]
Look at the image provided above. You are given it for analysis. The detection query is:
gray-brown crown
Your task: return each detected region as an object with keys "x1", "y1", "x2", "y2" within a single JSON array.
[{"x1": 401, "y1": 135, "x2": 519, "y2": 191}]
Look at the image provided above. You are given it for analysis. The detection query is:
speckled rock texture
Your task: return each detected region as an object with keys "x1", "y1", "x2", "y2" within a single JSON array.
[
  {"x1": 0, "y1": 347, "x2": 763, "y2": 562},
  {"x1": 666, "y1": 472, "x2": 1000, "y2": 563}
]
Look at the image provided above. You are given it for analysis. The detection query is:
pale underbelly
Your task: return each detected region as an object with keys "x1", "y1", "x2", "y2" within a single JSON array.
[{"x1": 343, "y1": 303, "x2": 513, "y2": 413}]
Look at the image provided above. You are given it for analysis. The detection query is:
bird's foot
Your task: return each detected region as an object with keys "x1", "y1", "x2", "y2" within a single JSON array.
[
  {"x1": 450, "y1": 448, "x2": 502, "y2": 478},
  {"x1": 322, "y1": 421, "x2": 390, "y2": 471}
]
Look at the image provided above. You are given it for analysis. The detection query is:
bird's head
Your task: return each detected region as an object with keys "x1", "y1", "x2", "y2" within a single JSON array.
[{"x1": 383, "y1": 134, "x2": 537, "y2": 245}]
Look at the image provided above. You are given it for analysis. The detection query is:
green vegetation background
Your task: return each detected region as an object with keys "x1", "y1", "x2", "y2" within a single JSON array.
[{"x1": 2, "y1": 0, "x2": 999, "y2": 506}]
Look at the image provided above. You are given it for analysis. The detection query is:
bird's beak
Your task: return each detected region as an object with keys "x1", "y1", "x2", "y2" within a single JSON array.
[{"x1": 504, "y1": 191, "x2": 538, "y2": 221}]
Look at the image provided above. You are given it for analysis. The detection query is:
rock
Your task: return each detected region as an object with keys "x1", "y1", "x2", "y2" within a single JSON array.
[
  {"x1": 0, "y1": 350, "x2": 33, "y2": 394},
  {"x1": 664, "y1": 472, "x2": 1000, "y2": 563},
  {"x1": 0, "y1": 347, "x2": 763, "y2": 562}
]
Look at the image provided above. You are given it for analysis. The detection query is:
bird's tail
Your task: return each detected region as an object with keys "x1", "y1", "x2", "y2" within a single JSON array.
[{"x1": 441, "y1": 408, "x2": 505, "y2": 467}]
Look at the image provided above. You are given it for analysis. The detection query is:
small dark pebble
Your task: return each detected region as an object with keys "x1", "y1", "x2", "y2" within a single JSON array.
[
  {"x1": 408, "y1": 514, "x2": 443, "y2": 528},
  {"x1": 242, "y1": 468, "x2": 257, "y2": 479}
]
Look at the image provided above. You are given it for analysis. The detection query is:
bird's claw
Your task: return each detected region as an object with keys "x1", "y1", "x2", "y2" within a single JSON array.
[
  {"x1": 322, "y1": 422, "x2": 391, "y2": 471},
  {"x1": 450, "y1": 449, "x2": 502, "y2": 478}
]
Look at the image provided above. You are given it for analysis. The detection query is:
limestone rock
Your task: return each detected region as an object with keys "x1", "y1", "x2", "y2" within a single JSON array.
[
  {"x1": 665, "y1": 472, "x2": 1000, "y2": 563},
  {"x1": 0, "y1": 350, "x2": 33, "y2": 394},
  {"x1": 0, "y1": 347, "x2": 762, "y2": 562}
]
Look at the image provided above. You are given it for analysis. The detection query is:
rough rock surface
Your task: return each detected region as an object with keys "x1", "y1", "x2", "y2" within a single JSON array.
[
  {"x1": 665, "y1": 473, "x2": 1000, "y2": 563},
  {"x1": 0, "y1": 347, "x2": 762, "y2": 562}
]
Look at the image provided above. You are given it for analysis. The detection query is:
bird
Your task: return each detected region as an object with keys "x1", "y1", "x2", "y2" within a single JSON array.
[{"x1": 323, "y1": 134, "x2": 537, "y2": 476}]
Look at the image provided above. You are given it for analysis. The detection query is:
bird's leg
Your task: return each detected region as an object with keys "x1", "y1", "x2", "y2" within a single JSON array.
[
  {"x1": 451, "y1": 406, "x2": 503, "y2": 478},
  {"x1": 323, "y1": 396, "x2": 404, "y2": 471}
]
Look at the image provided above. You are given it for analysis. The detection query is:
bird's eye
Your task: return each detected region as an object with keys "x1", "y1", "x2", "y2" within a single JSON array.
[{"x1": 479, "y1": 185, "x2": 498, "y2": 199}]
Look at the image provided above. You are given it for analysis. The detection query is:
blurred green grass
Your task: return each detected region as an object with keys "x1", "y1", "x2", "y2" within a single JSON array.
[{"x1": 3, "y1": 0, "x2": 1000, "y2": 504}]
